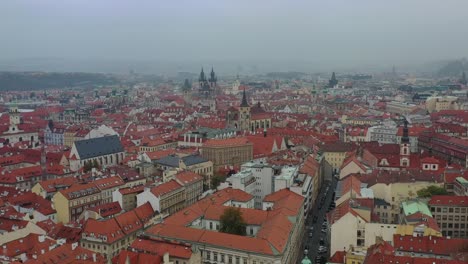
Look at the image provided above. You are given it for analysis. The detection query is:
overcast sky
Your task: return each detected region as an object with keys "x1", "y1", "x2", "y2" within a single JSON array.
[{"x1": 1, "y1": 0, "x2": 468, "y2": 73}]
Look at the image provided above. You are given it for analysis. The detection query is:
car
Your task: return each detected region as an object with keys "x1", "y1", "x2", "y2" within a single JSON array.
[
  {"x1": 309, "y1": 232, "x2": 313, "y2": 237},
  {"x1": 304, "y1": 246, "x2": 309, "y2": 255},
  {"x1": 319, "y1": 238, "x2": 325, "y2": 245},
  {"x1": 321, "y1": 228, "x2": 327, "y2": 233},
  {"x1": 309, "y1": 226, "x2": 314, "y2": 231},
  {"x1": 321, "y1": 222, "x2": 327, "y2": 227}
]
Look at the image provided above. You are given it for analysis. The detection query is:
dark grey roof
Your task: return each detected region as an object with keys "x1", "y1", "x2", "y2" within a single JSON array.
[
  {"x1": 374, "y1": 198, "x2": 390, "y2": 206},
  {"x1": 155, "y1": 154, "x2": 208, "y2": 167},
  {"x1": 75, "y1": 135, "x2": 124, "y2": 159}
]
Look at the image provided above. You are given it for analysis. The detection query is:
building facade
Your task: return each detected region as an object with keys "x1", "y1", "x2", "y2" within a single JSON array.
[
  {"x1": 201, "y1": 137, "x2": 253, "y2": 171},
  {"x1": 429, "y1": 195, "x2": 468, "y2": 238}
]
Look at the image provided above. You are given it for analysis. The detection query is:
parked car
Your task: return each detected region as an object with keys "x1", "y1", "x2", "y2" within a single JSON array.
[{"x1": 309, "y1": 232, "x2": 313, "y2": 238}]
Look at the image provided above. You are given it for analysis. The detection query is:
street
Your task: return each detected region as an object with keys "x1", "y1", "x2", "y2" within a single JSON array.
[{"x1": 300, "y1": 175, "x2": 338, "y2": 263}]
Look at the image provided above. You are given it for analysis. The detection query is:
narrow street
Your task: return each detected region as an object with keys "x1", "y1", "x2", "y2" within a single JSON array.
[{"x1": 300, "y1": 175, "x2": 337, "y2": 263}]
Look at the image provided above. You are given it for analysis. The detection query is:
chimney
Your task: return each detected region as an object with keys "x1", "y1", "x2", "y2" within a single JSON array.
[
  {"x1": 38, "y1": 235, "x2": 45, "y2": 243},
  {"x1": 72, "y1": 242, "x2": 78, "y2": 251},
  {"x1": 92, "y1": 253, "x2": 97, "y2": 262}
]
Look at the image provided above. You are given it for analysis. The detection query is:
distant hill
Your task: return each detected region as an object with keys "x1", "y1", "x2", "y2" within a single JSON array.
[
  {"x1": 0, "y1": 72, "x2": 119, "y2": 91},
  {"x1": 437, "y1": 58, "x2": 468, "y2": 76}
]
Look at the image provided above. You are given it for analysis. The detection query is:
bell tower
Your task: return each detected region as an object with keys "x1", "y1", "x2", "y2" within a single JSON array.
[
  {"x1": 239, "y1": 88, "x2": 251, "y2": 131},
  {"x1": 8, "y1": 104, "x2": 20, "y2": 133},
  {"x1": 400, "y1": 118, "x2": 410, "y2": 167}
]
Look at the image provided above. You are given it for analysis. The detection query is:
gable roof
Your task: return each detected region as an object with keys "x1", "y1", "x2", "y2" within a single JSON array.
[{"x1": 74, "y1": 135, "x2": 123, "y2": 159}]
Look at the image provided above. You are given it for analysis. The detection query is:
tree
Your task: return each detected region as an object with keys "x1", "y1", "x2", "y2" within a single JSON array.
[
  {"x1": 83, "y1": 161, "x2": 92, "y2": 173},
  {"x1": 219, "y1": 207, "x2": 246, "y2": 236},
  {"x1": 92, "y1": 159, "x2": 99, "y2": 170},
  {"x1": 417, "y1": 185, "x2": 448, "y2": 198},
  {"x1": 210, "y1": 175, "x2": 225, "y2": 190}
]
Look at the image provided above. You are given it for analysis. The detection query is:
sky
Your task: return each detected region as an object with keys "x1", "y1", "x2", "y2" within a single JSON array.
[{"x1": 1, "y1": 0, "x2": 468, "y2": 73}]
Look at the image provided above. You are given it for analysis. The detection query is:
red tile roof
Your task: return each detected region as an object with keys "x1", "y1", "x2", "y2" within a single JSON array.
[
  {"x1": 38, "y1": 177, "x2": 77, "y2": 193},
  {"x1": 428, "y1": 195, "x2": 468, "y2": 206},
  {"x1": 113, "y1": 249, "x2": 161, "y2": 264},
  {"x1": 130, "y1": 237, "x2": 193, "y2": 259},
  {"x1": 147, "y1": 188, "x2": 303, "y2": 256},
  {"x1": 26, "y1": 243, "x2": 106, "y2": 264},
  {"x1": 203, "y1": 137, "x2": 252, "y2": 147},
  {"x1": 393, "y1": 234, "x2": 468, "y2": 256},
  {"x1": 150, "y1": 180, "x2": 183, "y2": 197},
  {"x1": 1, "y1": 233, "x2": 55, "y2": 258},
  {"x1": 94, "y1": 176, "x2": 125, "y2": 190},
  {"x1": 59, "y1": 182, "x2": 100, "y2": 200},
  {"x1": 174, "y1": 171, "x2": 203, "y2": 186},
  {"x1": 88, "y1": 201, "x2": 122, "y2": 217},
  {"x1": 8, "y1": 192, "x2": 56, "y2": 216},
  {"x1": 115, "y1": 210, "x2": 142, "y2": 235},
  {"x1": 83, "y1": 218, "x2": 125, "y2": 244}
]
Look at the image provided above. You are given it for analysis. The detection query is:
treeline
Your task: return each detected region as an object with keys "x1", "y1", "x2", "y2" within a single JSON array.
[{"x1": 0, "y1": 71, "x2": 119, "y2": 91}]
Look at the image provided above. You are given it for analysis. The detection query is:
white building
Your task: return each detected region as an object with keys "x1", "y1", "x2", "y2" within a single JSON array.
[
  {"x1": 220, "y1": 160, "x2": 303, "y2": 210},
  {"x1": 221, "y1": 160, "x2": 274, "y2": 209},
  {"x1": 367, "y1": 125, "x2": 398, "y2": 144},
  {"x1": 0, "y1": 106, "x2": 39, "y2": 146}
]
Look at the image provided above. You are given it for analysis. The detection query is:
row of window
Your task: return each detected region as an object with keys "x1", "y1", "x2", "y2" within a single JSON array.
[
  {"x1": 203, "y1": 250, "x2": 270, "y2": 264},
  {"x1": 432, "y1": 206, "x2": 467, "y2": 214},
  {"x1": 435, "y1": 214, "x2": 466, "y2": 222}
]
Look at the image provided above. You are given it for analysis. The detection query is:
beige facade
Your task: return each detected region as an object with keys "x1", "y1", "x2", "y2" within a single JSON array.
[
  {"x1": 426, "y1": 96, "x2": 459, "y2": 113},
  {"x1": 53, "y1": 183, "x2": 102, "y2": 223},
  {"x1": 324, "y1": 151, "x2": 348, "y2": 172},
  {"x1": 201, "y1": 142, "x2": 253, "y2": 171},
  {"x1": 369, "y1": 181, "x2": 443, "y2": 224},
  {"x1": 330, "y1": 213, "x2": 398, "y2": 256},
  {"x1": 430, "y1": 200, "x2": 468, "y2": 238}
]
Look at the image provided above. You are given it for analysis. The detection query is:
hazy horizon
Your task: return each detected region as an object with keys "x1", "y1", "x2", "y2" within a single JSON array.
[{"x1": 1, "y1": 0, "x2": 468, "y2": 74}]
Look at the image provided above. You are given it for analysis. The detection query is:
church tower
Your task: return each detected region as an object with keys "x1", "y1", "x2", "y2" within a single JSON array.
[
  {"x1": 8, "y1": 104, "x2": 20, "y2": 133},
  {"x1": 400, "y1": 118, "x2": 410, "y2": 167},
  {"x1": 209, "y1": 67, "x2": 217, "y2": 88},
  {"x1": 182, "y1": 79, "x2": 192, "y2": 105},
  {"x1": 199, "y1": 68, "x2": 206, "y2": 87},
  {"x1": 239, "y1": 88, "x2": 251, "y2": 131}
]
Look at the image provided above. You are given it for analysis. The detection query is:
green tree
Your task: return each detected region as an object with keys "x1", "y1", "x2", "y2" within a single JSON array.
[
  {"x1": 210, "y1": 175, "x2": 225, "y2": 190},
  {"x1": 83, "y1": 161, "x2": 92, "y2": 173},
  {"x1": 219, "y1": 207, "x2": 246, "y2": 236},
  {"x1": 92, "y1": 159, "x2": 99, "y2": 170},
  {"x1": 417, "y1": 185, "x2": 448, "y2": 198}
]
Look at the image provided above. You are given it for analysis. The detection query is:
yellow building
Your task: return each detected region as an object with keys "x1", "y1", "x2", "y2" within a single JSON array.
[
  {"x1": 81, "y1": 203, "x2": 155, "y2": 260},
  {"x1": 345, "y1": 246, "x2": 367, "y2": 264},
  {"x1": 426, "y1": 96, "x2": 459, "y2": 113},
  {"x1": 321, "y1": 143, "x2": 357, "y2": 173},
  {"x1": 53, "y1": 182, "x2": 102, "y2": 223}
]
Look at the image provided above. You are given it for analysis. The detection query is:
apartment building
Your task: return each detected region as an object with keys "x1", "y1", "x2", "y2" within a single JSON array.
[
  {"x1": 80, "y1": 202, "x2": 155, "y2": 260},
  {"x1": 173, "y1": 170, "x2": 204, "y2": 206},
  {"x1": 94, "y1": 176, "x2": 125, "y2": 204},
  {"x1": 321, "y1": 142, "x2": 357, "y2": 173},
  {"x1": 429, "y1": 195, "x2": 468, "y2": 238},
  {"x1": 137, "y1": 180, "x2": 185, "y2": 215},
  {"x1": 113, "y1": 185, "x2": 145, "y2": 211},
  {"x1": 201, "y1": 137, "x2": 253, "y2": 170},
  {"x1": 53, "y1": 182, "x2": 102, "y2": 223}
]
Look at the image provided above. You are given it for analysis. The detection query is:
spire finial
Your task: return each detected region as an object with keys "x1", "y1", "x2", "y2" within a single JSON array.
[{"x1": 240, "y1": 87, "x2": 249, "y2": 107}]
